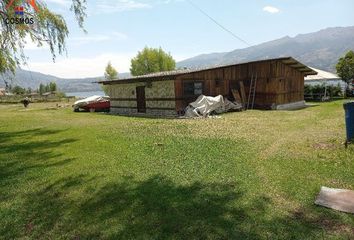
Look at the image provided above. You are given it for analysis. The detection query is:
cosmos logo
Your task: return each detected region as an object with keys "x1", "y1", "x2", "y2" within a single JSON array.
[{"x1": 1, "y1": 0, "x2": 39, "y2": 25}]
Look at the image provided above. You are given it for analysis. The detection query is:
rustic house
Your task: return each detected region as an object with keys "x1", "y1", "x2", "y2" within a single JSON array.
[{"x1": 100, "y1": 57, "x2": 317, "y2": 116}]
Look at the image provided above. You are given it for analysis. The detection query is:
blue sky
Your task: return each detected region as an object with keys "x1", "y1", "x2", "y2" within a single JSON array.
[{"x1": 24, "y1": 0, "x2": 354, "y2": 78}]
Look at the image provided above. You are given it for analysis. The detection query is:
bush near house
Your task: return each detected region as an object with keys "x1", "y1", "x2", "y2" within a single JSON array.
[{"x1": 304, "y1": 84, "x2": 343, "y2": 101}]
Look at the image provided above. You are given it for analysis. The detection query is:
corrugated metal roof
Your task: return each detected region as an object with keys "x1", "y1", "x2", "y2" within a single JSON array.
[
  {"x1": 305, "y1": 67, "x2": 341, "y2": 81},
  {"x1": 99, "y1": 57, "x2": 317, "y2": 84}
]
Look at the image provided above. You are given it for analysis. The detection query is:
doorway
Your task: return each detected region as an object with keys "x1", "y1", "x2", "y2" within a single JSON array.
[{"x1": 136, "y1": 86, "x2": 146, "y2": 113}]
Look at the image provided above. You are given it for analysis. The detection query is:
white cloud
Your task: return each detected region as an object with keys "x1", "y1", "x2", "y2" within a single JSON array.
[
  {"x1": 160, "y1": 0, "x2": 185, "y2": 4},
  {"x1": 23, "y1": 32, "x2": 128, "y2": 51},
  {"x1": 111, "y1": 32, "x2": 129, "y2": 40},
  {"x1": 26, "y1": 53, "x2": 136, "y2": 78},
  {"x1": 24, "y1": 41, "x2": 49, "y2": 51},
  {"x1": 25, "y1": 51, "x2": 191, "y2": 78},
  {"x1": 22, "y1": 36, "x2": 50, "y2": 51},
  {"x1": 263, "y1": 6, "x2": 280, "y2": 14}
]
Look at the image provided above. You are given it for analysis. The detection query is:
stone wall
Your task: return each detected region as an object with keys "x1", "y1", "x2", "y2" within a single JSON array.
[{"x1": 106, "y1": 80, "x2": 177, "y2": 116}]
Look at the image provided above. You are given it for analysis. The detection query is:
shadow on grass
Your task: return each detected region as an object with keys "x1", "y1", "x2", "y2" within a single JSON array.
[
  {"x1": 0, "y1": 128, "x2": 77, "y2": 198},
  {"x1": 0, "y1": 128, "x2": 66, "y2": 143},
  {"x1": 1, "y1": 173, "x2": 245, "y2": 238},
  {"x1": 0, "y1": 128, "x2": 80, "y2": 238},
  {"x1": 6, "y1": 175, "x2": 351, "y2": 239},
  {"x1": 1, "y1": 129, "x2": 352, "y2": 239},
  {"x1": 81, "y1": 176, "x2": 354, "y2": 239},
  {"x1": 15, "y1": 175, "x2": 261, "y2": 239},
  {"x1": 81, "y1": 176, "x2": 253, "y2": 239}
]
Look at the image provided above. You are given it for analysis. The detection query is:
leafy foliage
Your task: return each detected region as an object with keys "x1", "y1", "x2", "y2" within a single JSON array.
[
  {"x1": 104, "y1": 61, "x2": 118, "y2": 80},
  {"x1": 336, "y1": 50, "x2": 354, "y2": 83},
  {"x1": 0, "y1": 0, "x2": 86, "y2": 74},
  {"x1": 10, "y1": 85, "x2": 26, "y2": 95},
  {"x1": 39, "y1": 83, "x2": 45, "y2": 95},
  {"x1": 304, "y1": 84, "x2": 343, "y2": 100},
  {"x1": 130, "y1": 47, "x2": 176, "y2": 76},
  {"x1": 49, "y1": 82, "x2": 57, "y2": 92},
  {"x1": 39, "y1": 81, "x2": 57, "y2": 95}
]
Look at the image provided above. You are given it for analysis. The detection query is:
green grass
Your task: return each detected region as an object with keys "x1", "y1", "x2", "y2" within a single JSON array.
[{"x1": 0, "y1": 101, "x2": 353, "y2": 239}]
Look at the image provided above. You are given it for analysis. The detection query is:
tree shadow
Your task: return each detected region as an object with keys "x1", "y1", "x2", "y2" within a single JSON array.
[
  {"x1": 12, "y1": 175, "x2": 264, "y2": 239},
  {"x1": 0, "y1": 128, "x2": 77, "y2": 180},
  {"x1": 0, "y1": 128, "x2": 66, "y2": 144},
  {"x1": 81, "y1": 176, "x2": 257, "y2": 239},
  {"x1": 0, "y1": 174, "x2": 95, "y2": 239},
  {"x1": 1, "y1": 129, "x2": 352, "y2": 239},
  {"x1": 3, "y1": 174, "x2": 353, "y2": 239},
  {"x1": 0, "y1": 128, "x2": 78, "y2": 207},
  {"x1": 80, "y1": 176, "x2": 354, "y2": 239}
]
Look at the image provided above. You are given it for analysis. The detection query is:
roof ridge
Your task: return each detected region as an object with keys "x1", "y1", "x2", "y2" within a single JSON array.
[{"x1": 99, "y1": 57, "x2": 316, "y2": 84}]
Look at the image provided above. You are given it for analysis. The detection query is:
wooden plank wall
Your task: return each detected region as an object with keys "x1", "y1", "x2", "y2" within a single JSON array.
[{"x1": 175, "y1": 60, "x2": 305, "y2": 111}]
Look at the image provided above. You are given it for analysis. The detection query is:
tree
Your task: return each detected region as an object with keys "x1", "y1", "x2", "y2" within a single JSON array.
[
  {"x1": 44, "y1": 84, "x2": 50, "y2": 93},
  {"x1": 11, "y1": 85, "x2": 25, "y2": 95},
  {"x1": 130, "y1": 47, "x2": 176, "y2": 76},
  {"x1": 101, "y1": 83, "x2": 109, "y2": 96},
  {"x1": 39, "y1": 83, "x2": 45, "y2": 95},
  {"x1": 104, "y1": 62, "x2": 118, "y2": 80},
  {"x1": 49, "y1": 81, "x2": 57, "y2": 92},
  {"x1": 336, "y1": 50, "x2": 354, "y2": 84},
  {"x1": 0, "y1": 0, "x2": 86, "y2": 74}
]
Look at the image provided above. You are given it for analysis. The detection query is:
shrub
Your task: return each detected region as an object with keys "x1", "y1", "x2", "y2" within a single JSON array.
[{"x1": 304, "y1": 84, "x2": 343, "y2": 101}]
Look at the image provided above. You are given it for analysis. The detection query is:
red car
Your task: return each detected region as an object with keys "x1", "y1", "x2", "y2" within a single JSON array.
[{"x1": 73, "y1": 96, "x2": 110, "y2": 112}]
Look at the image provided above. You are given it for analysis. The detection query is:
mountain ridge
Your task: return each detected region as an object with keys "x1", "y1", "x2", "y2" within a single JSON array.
[
  {"x1": 0, "y1": 69, "x2": 130, "y2": 92},
  {"x1": 1, "y1": 26, "x2": 353, "y2": 92},
  {"x1": 177, "y1": 26, "x2": 354, "y2": 72}
]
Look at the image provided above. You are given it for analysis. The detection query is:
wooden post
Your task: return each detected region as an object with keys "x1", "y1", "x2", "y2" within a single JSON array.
[{"x1": 239, "y1": 81, "x2": 247, "y2": 110}]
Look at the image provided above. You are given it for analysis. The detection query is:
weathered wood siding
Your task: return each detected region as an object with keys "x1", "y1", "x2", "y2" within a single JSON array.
[{"x1": 175, "y1": 60, "x2": 304, "y2": 111}]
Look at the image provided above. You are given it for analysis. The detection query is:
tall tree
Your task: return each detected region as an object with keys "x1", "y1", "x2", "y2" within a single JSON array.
[
  {"x1": 38, "y1": 83, "x2": 45, "y2": 95},
  {"x1": 49, "y1": 81, "x2": 57, "y2": 92},
  {"x1": 0, "y1": 0, "x2": 86, "y2": 74},
  {"x1": 104, "y1": 62, "x2": 118, "y2": 80},
  {"x1": 336, "y1": 50, "x2": 354, "y2": 84},
  {"x1": 130, "y1": 47, "x2": 176, "y2": 76}
]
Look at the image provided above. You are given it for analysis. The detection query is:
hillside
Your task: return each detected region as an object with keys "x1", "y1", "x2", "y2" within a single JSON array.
[
  {"x1": 1, "y1": 26, "x2": 353, "y2": 92},
  {"x1": 177, "y1": 26, "x2": 354, "y2": 72},
  {"x1": 0, "y1": 69, "x2": 102, "y2": 92},
  {"x1": 0, "y1": 69, "x2": 130, "y2": 92}
]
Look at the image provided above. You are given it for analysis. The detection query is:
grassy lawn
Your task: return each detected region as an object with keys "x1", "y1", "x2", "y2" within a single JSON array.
[{"x1": 0, "y1": 101, "x2": 353, "y2": 239}]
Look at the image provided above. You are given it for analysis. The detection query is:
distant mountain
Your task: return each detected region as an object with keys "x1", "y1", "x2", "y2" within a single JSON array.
[
  {"x1": 1, "y1": 26, "x2": 353, "y2": 91},
  {"x1": 177, "y1": 26, "x2": 354, "y2": 72},
  {"x1": 0, "y1": 69, "x2": 131, "y2": 92}
]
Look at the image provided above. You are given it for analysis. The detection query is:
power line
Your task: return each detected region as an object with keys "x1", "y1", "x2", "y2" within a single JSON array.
[
  {"x1": 186, "y1": 0, "x2": 251, "y2": 47},
  {"x1": 25, "y1": 63, "x2": 35, "y2": 83}
]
